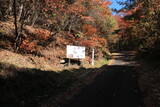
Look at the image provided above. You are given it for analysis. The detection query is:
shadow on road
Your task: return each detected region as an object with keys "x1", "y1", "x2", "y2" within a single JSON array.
[
  {"x1": 61, "y1": 65, "x2": 142, "y2": 107},
  {"x1": 62, "y1": 52, "x2": 143, "y2": 107},
  {"x1": 0, "y1": 55, "x2": 143, "y2": 107},
  {"x1": 0, "y1": 62, "x2": 77, "y2": 107}
]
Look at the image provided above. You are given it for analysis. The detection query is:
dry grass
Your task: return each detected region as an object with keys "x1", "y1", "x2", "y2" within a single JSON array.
[
  {"x1": 0, "y1": 48, "x2": 109, "y2": 72},
  {"x1": 0, "y1": 21, "x2": 14, "y2": 36},
  {"x1": 82, "y1": 59, "x2": 108, "y2": 69},
  {"x1": 0, "y1": 49, "x2": 57, "y2": 71}
]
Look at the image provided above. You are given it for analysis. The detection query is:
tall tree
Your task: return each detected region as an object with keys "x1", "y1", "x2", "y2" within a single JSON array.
[{"x1": 13, "y1": 0, "x2": 19, "y2": 51}]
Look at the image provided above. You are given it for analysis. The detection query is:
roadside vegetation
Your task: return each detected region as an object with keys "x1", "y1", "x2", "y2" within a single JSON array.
[{"x1": 110, "y1": 0, "x2": 160, "y2": 62}]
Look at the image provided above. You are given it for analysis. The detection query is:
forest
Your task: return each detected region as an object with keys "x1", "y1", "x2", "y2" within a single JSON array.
[{"x1": 0, "y1": 0, "x2": 160, "y2": 107}]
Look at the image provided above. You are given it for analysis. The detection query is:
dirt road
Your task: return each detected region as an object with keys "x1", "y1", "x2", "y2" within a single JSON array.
[{"x1": 61, "y1": 52, "x2": 142, "y2": 107}]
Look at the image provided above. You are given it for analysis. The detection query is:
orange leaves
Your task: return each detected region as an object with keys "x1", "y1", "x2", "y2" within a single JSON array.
[
  {"x1": 98, "y1": 1, "x2": 112, "y2": 8},
  {"x1": 44, "y1": 0, "x2": 86, "y2": 15},
  {"x1": 82, "y1": 24, "x2": 97, "y2": 36},
  {"x1": 34, "y1": 29, "x2": 52, "y2": 40},
  {"x1": 92, "y1": 0, "x2": 112, "y2": 15},
  {"x1": 80, "y1": 36, "x2": 106, "y2": 48},
  {"x1": 80, "y1": 40, "x2": 98, "y2": 47},
  {"x1": 44, "y1": 0, "x2": 66, "y2": 14},
  {"x1": 24, "y1": 26, "x2": 52, "y2": 40},
  {"x1": 56, "y1": 36, "x2": 69, "y2": 45},
  {"x1": 93, "y1": 0, "x2": 111, "y2": 5},
  {"x1": 91, "y1": 36, "x2": 106, "y2": 46},
  {"x1": 20, "y1": 39, "x2": 36, "y2": 52},
  {"x1": 67, "y1": 3, "x2": 85, "y2": 14},
  {"x1": 81, "y1": 16, "x2": 95, "y2": 22},
  {"x1": 21, "y1": 26, "x2": 53, "y2": 52},
  {"x1": 103, "y1": 1, "x2": 112, "y2": 6},
  {"x1": 114, "y1": 15, "x2": 130, "y2": 29},
  {"x1": 42, "y1": 0, "x2": 112, "y2": 52}
]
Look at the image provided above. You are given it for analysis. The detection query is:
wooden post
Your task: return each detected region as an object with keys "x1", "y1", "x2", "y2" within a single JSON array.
[
  {"x1": 68, "y1": 58, "x2": 71, "y2": 66},
  {"x1": 92, "y1": 48, "x2": 95, "y2": 66}
]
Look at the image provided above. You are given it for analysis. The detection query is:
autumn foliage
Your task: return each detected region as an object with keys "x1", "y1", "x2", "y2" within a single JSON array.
[
  {"x1": 41, "y1": 0, "x2": 115, "y2": 55},
  {"x1": 113, "y1": 0, "x2": 160, "y2": 60},
  {"x1": 82, "y1": 24, "x2": 97, "y2": 36},
  {"x1": 0, "y1": 0, "x2": 117, "y2": 61}
]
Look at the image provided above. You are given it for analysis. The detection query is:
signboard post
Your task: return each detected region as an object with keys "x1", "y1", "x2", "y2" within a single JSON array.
[{"x1": 92, "y1": 48, "x2": 95, "y2": 66}]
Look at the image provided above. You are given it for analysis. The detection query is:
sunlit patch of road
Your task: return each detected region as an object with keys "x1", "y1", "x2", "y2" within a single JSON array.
[{"x1": 109, "y1": 52, "x2": 137, "y2": 66}]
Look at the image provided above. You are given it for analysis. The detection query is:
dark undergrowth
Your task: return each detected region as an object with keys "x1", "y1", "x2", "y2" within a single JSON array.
[
  {"x1": 0, "y1": 63, "x2": 77, "y2": 107},
  {"x1": 0, "y1": 62, "x2": 108, "y2": 107}
]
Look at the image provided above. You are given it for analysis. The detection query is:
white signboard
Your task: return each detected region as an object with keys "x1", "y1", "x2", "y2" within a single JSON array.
[{"x1": 67, "y1": 45, "x2": 85, "y2": 59}]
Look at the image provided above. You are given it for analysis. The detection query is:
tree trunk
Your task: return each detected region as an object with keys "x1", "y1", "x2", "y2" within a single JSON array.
[
  {"x1": 31, "y1": 12, "x2": 38, "y2": 26},
  {"x1": 13, "y1": 0, "x2": 19, "y2": 51},
  {"x1": 8, "y1": 0, "x2": 13, "y2": 16},
  {"x1": 31, "y1": 0, "x2": 38, "y2": 26},
  {"x1": 18, "y1": 4, "x2": 23, "y2": 21}
]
